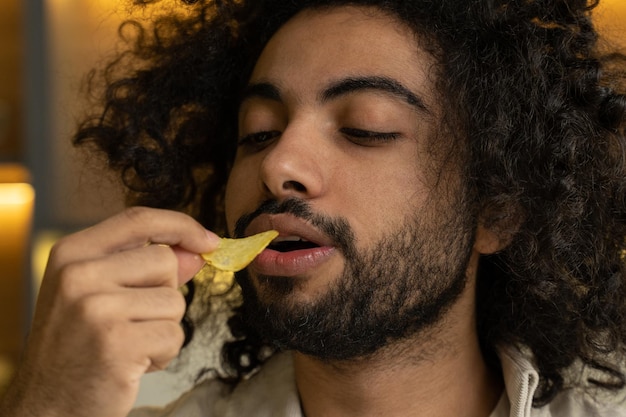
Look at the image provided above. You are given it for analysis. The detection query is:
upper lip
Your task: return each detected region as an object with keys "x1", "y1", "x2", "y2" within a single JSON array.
[{"x1": 245, "y1": 213, "x2": 333, "y2": 248}]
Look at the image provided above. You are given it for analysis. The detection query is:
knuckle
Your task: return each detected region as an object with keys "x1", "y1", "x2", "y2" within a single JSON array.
[
  {"x1": 152, "y1": 320, "x2": 184, "y2": 349},
  {"x1": 172, "y1": 292, "x2": 187, "y2": 319},
  {"x1": 109, "y1": 369, "x2": 140, "y2": 396},
  {"x1": 47, "y1": 235, "x2": 74, "y2": 267},
  {"x1": 159, "y1": 289, "x2": 187, "y2": 320},
  {"x1": 122, "y1": 206, "x2": 153, "y2": 228},
  {"x1": 56, "y1": 261, "x2": 94, "y2": 297},
  {"x1": 163, "y1": 321, "x2": 186, "y2": 350},
  {"x1": 124, "y1": 205, "x2": 149, "y2": 218},
  {"x1": 151, "y1": 288, "x2": 186, "y2": 318},
  {"x1": 72, "y1": 293, "x2": 110, "y2": 323}
]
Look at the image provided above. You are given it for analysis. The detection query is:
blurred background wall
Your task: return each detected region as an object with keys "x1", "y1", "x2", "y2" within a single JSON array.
[
  {"x1": 0, "y1": 0, "x2": 625, "y2": 407},
  {"x1": 0, "y1": 0, "x2": 182, "y2": 406}
]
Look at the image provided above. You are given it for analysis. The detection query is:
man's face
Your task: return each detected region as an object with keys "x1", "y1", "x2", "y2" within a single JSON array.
[{"x1": 224, "y1": 6, "x2": 480, "y2": 359}]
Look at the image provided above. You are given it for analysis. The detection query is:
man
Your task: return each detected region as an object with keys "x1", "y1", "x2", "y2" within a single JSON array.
[{"x1": 2, "y1": 0, "x2": 626, "y2": 416}]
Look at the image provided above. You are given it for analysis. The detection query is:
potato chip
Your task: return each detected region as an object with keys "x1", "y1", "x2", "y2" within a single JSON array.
[
  {"x1": 193, "y1": 265, "x2": 236, "y2": 293},
  {"x1": 200, "y1": 230, "x2": 279, "y2": 272}
]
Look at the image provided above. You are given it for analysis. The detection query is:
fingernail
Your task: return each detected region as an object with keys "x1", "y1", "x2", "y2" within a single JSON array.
[{"x1": 205, "y1": 230, "x2": 222, "y2": 245}]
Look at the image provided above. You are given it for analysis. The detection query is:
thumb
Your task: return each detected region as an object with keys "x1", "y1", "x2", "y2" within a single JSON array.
[{"x1": 171, "y1": 245, "x2": 206, "y2": 286}]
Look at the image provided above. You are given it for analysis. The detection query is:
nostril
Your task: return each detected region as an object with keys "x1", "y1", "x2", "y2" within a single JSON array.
[{"x1": 283, "y1": 180, "x2": 306, "y2": 193}]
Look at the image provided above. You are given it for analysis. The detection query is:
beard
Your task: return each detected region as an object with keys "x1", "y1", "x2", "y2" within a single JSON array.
[{"x1": 233, "y1": 197, "x2": 476, "y2": 361}]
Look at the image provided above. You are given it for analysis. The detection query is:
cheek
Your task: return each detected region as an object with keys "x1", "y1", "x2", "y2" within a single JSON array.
[{"x1": 339, "y1": 170, "x2": 423, "y2": 241}]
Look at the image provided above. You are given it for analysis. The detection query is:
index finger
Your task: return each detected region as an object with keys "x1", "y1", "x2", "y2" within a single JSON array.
[{"x1": 50, "y1": 207, "x2": 220, "y2": 270}]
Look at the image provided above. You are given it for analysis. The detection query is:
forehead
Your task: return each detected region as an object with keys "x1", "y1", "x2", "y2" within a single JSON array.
[{"x1": 249, "y1": 5, "x2": 437, "y2": 107}]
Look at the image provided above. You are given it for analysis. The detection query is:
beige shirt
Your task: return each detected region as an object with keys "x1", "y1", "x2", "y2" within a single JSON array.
[{"x1": 130, "y1": 346, "x2": 626, "y2": 417}]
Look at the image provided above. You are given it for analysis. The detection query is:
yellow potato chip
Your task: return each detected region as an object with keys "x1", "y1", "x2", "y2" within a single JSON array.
[
  {"x1": 193, "y1": 265, "x2": 236, "y2": 294},
  {"x1": 200, "y1": 230, "x2": 279, "y2": 272}
]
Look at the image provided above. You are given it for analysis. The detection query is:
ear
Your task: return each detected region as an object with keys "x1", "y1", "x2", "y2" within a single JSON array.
[
  {"x1": 473, "y1": 203, "x2": 524, "y2": 255},
  {"x1": 474, "y1": 224, "x2": 509, "y2": 254}
]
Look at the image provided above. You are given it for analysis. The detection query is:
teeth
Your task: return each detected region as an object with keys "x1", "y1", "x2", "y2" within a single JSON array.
[
  {"x1": 269, "y1": 235, "x2": 318, "y2": 253},
  {"x1": 272, "y1": 236, "x2": 309, "y2": 243}
]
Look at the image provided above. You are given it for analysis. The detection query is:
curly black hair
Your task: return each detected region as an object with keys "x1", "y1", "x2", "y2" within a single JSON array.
[{"x1": 73, "y1": 0, "x2": 626, "y2": 406}]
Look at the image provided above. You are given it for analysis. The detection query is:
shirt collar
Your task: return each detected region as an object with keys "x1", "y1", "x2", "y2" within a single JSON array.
[{"x1": 498, "y1": 345, "x2": 540, "y2": 417}]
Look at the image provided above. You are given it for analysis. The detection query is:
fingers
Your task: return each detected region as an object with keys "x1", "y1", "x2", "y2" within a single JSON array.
[
  {"x1": 57, "y1": 244, "x2": 187, "y2": 295},
  {"x1": 44, "y1": 207, "x2": 218, "y2": 292},
  {"x1": 75, "y1": 298, "x2": 187, "y2": 373},
  {"x1": 138, "y1": 320, "x2": 187, "y2": 373},
  {"x1": 72, "y1": 287, "x2": 187, "y2": 323},
  {"x1": 63, "y1": 292, "x2": 187, "y2": 370},
  {"x1": 10, "y1": 207, "x2": 214, "y2": 417},
  {"x1": 171, "y1": 245, "x2": 207, "y2": 285},
  {"x1": 48, "y1": 207, "x2": 220, "y2": 271},
  {"x1": 96, "y1": 206, "x2": 219, "y2": 252},
  {"x1": 96, "y1": 320, "x2": 186, "y2": 376}
]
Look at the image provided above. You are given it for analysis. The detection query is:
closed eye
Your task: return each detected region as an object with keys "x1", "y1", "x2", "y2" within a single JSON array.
[
  {"x1": 238, "y1": 130, "x2": 282, "y2": 148},
  {"x1": 340, "y1": 127, "x2": 401, "y2": 145}
]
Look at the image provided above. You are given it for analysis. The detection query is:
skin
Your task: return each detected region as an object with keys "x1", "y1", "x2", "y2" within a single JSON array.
[
  {"x1": 0, "y1": 208, "x2": 219, "y2": 417},
  {"x1": 226, "y1": 6, "x2": 507, "y2": 417},
  {"x1": 1, "y1": 5, "x2": 510, "y2": 417}
]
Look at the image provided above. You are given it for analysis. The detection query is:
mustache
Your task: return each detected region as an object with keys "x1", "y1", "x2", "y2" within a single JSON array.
[{"x1": 233, "y1": 198, "x2": 355, "y2": 255}]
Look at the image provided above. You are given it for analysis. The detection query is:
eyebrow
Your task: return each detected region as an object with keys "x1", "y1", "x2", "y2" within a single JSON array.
[
  {"x1": 241, "y1": 75, "x2": 430, "y2": 114},
  {"x1": 321, "y1": 76, "x2": 429, "y2": 113},
  {"x1": 241, "y1": 82, "x2": 282, "y2": 103}
]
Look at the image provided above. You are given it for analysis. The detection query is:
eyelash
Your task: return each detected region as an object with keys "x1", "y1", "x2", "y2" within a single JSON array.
[
  {"x1": 237, "y1": 128, "x2": 401, "y2": 148},
  {"x1": 238, "y1": 131, "x2": 281, "y2": 147},
  {"x1": 340, "y1": 128, "x2": 401, "y2": 144}
]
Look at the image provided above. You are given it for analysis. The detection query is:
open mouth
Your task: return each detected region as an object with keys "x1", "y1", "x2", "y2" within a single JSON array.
[{"x1": 268, "y1": 236, "x2": 320, "y2": 252}]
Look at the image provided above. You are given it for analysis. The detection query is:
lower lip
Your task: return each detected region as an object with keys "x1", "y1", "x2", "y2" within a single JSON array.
[{"x1": 251, "y1": 246, "x2": 336, "y2": 277}]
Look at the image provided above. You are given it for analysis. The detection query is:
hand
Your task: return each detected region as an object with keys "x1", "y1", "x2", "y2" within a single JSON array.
[{"x1": 0, "y1": 207, "x2": 220, "y2": 417}]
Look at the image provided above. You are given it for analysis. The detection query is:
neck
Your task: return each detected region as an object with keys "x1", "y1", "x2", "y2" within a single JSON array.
[{"x1": 293, "y1": 283, "x2": 503, "y2": 417}]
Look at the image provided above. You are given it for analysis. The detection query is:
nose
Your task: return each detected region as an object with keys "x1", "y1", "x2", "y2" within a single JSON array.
[{"x1": 260, "y1": 123, "x2": 326, "y2": 201}]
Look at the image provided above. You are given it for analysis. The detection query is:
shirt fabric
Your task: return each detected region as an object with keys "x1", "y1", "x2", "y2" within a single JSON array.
[{"x1": 129, "y1": 346, "x2": 626, "y2": 417}]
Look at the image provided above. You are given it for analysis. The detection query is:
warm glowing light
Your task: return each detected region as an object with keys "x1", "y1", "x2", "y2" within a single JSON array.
[
  {"x1": 0, "y1": 164, "x2": 35, "y2": 380},
  {"x1": 0, "y1": 183, "x2": 35, "y2": 205},
  {"x1": 0, "y1": 181, "x2": 35, "y2": 279}
]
